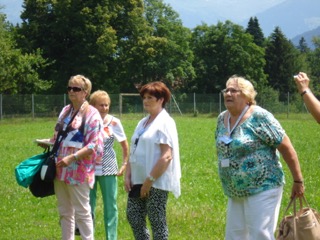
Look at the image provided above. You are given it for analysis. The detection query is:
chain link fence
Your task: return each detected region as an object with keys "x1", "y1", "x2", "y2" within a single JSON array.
[{"x1": 0, "y1": 93, "x2": 309, "y2": 120}]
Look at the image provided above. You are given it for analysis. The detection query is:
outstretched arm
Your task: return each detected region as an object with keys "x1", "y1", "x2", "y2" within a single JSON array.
[{"x1": 294, "y1": 72, "x2": 320, "y2": 123}]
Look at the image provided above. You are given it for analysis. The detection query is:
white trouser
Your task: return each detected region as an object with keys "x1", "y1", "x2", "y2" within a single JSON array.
[
  {"x1": 225, "y1": 186, "x2": 283, "y2": 240},
  {"x1": 54, "y1": 180, "x2": 94, "y2": 240}
]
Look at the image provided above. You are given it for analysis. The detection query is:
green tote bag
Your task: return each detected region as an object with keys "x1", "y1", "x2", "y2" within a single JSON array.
[{"x1": 15, "y1": 150, "x2": 49, "y2": 188}]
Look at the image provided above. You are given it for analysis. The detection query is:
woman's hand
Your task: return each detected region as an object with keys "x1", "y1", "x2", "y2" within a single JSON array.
[
  {"x1": 294, "y1": 72, "x2": 310, "y2": 93},
  {"x1": 117, "y1": 163, "x2": 127, "y2": 176},
  {"x1": 291, "y1": 182, "x2": 305, "y2": 198},
  {"x1": 37, "y1": 143, "x2": 50, "y2": 149},
  {"x1": 124, "y1": 177, "x2": 132, "y2": 193},
  {"x1": 140, "y1": 178, "x2": 153, "y2": 198},
  {"x1": 56, "y1": 154, "x2": 74, "y2": 168}
]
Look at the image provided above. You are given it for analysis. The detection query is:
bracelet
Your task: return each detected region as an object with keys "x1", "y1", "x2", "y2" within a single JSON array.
[
  {"x1": 122, "y1": 162, "x2": 128, "y2": 166},
  {"x1": 73, "y1": 153, "x2": 78, "y2": 161},
  {"x1": 294, "y1": 180, "x2": 303, "y2": 184},
  {"x1": 301, "y1": 89, "x2": 310, "y2": 96},
  {"x1": 148, "y1": 175, "x2": 156, "y2": 182}
]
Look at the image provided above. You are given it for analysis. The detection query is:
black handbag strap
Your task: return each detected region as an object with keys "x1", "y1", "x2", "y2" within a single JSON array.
[{"x1": 51, "y1": 109, "x2": 79, "y2": 155}]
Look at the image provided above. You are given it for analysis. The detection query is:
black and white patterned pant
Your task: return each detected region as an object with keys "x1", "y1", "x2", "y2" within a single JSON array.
[{"x1": 126, "y1": 187, "x2": 169, "y2": 240}]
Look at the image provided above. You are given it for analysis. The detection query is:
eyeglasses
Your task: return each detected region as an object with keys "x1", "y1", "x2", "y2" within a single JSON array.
[
  {"x1": 67, "y1": 86, "x2": 82, "y2": 92},
  {"x1": 221, "y1": 88, "x2": 241, "y2": 94}
]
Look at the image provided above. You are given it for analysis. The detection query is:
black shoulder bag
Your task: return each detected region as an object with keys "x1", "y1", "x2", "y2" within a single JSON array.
[
  {"x1": 29, "y1": 110, "x2": 78, "y2": 198},
  {"x1": 42, "y1": 110, "x2": 79, "y2": 182}
]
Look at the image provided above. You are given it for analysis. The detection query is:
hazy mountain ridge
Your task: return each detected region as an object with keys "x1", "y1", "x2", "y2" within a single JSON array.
[
  {"x1": 245, "y1": 0, "x2": 320, "y2": 39},
  {"x1": 291, "y1": 26, "x2": 320, "y2": 49}
]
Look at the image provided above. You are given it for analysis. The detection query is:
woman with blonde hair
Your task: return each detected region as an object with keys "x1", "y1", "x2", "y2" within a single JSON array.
[
  {"x1": 52, "y1": 75, "x2": 104, "y2": 240},
  {"x1": 89, "y1": 90, "x2": 129, "y2": 240},
  {"x1": 215, "y1": 75, "x2": 305, "y2": 239}
]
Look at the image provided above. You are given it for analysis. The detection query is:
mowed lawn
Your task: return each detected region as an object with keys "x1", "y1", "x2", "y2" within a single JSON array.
[{"x1": 1, "y1": 114, "x2": 320, "y2": 240}]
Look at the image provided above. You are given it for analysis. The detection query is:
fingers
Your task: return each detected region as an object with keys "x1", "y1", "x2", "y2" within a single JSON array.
[
  {"x1": 295, "y1": 72, "x2": 309, "y2": 82},
  {"x1": 124, "y1": 181, "x2": 131, "y2": 193},
  {"x1": 140, "y1": 185, "x2": 151, "y2": 198},
  {"x1": 37, "y1": 143, "x2": 48, "y2": 149},
  {"x1": 116, "y1": 171, "x2": 124, "y2": 176},
  {"x1": 291, "y1": 182, "x2": 305, "y2": 198},
  {"x1": 117, "y1": 166, "x2": 126, "y2": 176},
  {"x1": 140, "y1": 191, "x2": 149, "y2": 198},
  {"x1": 56, "y1": 160, "x2": 67, "y2": 168}
]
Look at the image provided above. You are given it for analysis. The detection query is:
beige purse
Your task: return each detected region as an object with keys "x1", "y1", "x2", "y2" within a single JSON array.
[{"x1": 277, "y1": 196, "x2": 320, "y2": 240}]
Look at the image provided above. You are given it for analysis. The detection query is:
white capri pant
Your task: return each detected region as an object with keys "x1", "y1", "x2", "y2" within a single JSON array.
[
  {"x1": 54, "y1": 180, "x2": 94, "y2": 240},
  {"x1": 225, "y1": 186, "x2": 283, "y2": 240}
]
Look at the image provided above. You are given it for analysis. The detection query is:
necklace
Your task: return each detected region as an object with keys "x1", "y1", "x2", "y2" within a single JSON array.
[{"x1": 227, "y1": 105, "x2": 249, "y2": 136}]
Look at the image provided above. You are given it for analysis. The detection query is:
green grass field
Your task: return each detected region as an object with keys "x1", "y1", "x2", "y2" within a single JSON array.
[{"x1": 1, "y1": 114, "x2": 320, "y2": 240}]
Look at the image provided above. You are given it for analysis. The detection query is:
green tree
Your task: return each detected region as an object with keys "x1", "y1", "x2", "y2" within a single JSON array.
[
  {"x1": 16, "y1": 0, "x2": 144, "y2": 93},
  {"x1": 246, "y1": 17, "x2": 265, "y2": 47},
  {"x1": 190, "y1": 21, "x2": 266, "y2": 93},
  {"x1": 264, "y1": 27, "x2": 302, "y2": 99},
  {"x1": 294, "y1": 37, "x2": 312, "y2": 91},
  {"x1": 102, "y1": 0, "x2": 151, "y2": 92},
  {"x1": 0, "y1": 12, "x2": 50, "y2": 94},
  {"x1": 297, "y1": 37, "x2": 310, "y2": 53},
  {"x1": 307, "y1": 37, "x2": 320, "y2": 95},
  {"x1": 122, "y1": 0, "x2": 195, "y2": 92},
  {"x1": 16, "y1": 0, "x2": 193, "y2": 94}
]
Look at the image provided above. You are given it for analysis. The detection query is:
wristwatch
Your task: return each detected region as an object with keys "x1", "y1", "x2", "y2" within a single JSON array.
[{"x1": 148, "y1": 175, "x2": 156, "y2": 182}]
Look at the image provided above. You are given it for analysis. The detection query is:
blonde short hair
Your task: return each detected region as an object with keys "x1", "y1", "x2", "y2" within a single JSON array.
[
  {"x1": 226, "y1": 75, "x2": 257, "y2": 105},
  {"x1": 68, "y1": 75, "x2": 92, "y2": 98},
  {"x1": 89, "y1": 90, "x2": 111, "y2": 106}
]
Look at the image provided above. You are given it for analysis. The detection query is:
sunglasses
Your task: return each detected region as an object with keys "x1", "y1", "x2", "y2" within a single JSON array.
[
  {"x1": 221, "y1": 88, "x2": 241, "y2": 94},
  {"x1": 67, "y1": 86, "x2": 82, "y2": 92}
]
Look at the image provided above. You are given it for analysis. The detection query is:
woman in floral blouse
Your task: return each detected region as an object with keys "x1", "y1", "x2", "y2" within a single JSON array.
[
  {"x1": 215, "y1": 75, "x2": 305, "y2": 240},
  {"x1": 53, "y1": 75, "x2": 104, "y2": 240}
]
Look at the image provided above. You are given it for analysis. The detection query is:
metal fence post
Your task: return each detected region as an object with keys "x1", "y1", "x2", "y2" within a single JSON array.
[
  {"x1": 119, "y1": 94, "x2": 122, "y2": 117},
  {"x1": 32, "y1": 94, "x2": 34, "y2": 119},
  {"x1": 287, "y1": 92, "x2": 289, "y2": 119},
  {"x1": 193, "y1": 92, "x2": 196, "y2": 114},
  {"x1": 219, "y1": 92, "x2": 222, "y2": 113},
  {"x1": 0, "y1": 94, "x2": 2, "y2": 120}
]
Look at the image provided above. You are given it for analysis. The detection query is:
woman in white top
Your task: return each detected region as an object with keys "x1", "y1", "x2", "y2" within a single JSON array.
[
  {"x1": 89, "y1": 90, "x2": 129, "y2": 240},
  {"x1": 125, "y1": 81, "x2": 181, "y2": 240}
]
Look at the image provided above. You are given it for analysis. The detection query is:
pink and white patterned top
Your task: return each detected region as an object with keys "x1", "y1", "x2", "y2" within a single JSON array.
[{"x1": 55, "y1": 102, "x2": 104, "y2": 188}]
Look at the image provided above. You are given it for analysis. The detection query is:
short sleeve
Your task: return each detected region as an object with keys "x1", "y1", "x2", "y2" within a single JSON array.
[
  {"x1": 155, "y1": 119, "x2": 177, "y2": 148},
  {"x1": 156, "y1": 130, "x2": 172, "y2": 147},
  {"x1": 253, "y1": 109, "x2": 285, "y2": 147},
  {"x1": 110, "y1": 117, "x2": 127, "y2": 142}
]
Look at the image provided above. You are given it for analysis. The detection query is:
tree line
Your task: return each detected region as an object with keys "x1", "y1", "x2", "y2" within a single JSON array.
[{"x1": 1, "y1": 0, "x2": 320, "y2": 103}]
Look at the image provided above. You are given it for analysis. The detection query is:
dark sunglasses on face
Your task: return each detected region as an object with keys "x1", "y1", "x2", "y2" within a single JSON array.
[{"x1": 67, "y1": 86, "x2": 82, "y2": 92}]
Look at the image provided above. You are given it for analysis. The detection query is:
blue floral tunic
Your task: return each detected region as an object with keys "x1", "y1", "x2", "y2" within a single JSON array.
[{"x1": 215, "y1": 106, "x2": 285, "y2": 198}]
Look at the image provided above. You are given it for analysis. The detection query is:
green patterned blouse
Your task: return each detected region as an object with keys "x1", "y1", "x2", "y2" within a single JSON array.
[{"x1": 215, "y1": 106, "x2": 285, "y2": 198}]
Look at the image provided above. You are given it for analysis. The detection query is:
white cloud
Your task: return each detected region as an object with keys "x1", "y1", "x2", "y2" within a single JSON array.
[
  {"x1": 304, "y1": 17, "x2": 320, "y2": 30},
  {"x1": 164, "y1": 0, "x2": 286, "y2": 24}
]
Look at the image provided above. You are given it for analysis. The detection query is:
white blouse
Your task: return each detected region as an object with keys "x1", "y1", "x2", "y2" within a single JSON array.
[
  {"x1": 129, "y1": 109, "x2": 181, "y2": 198},
  {"x1": 95, "y1": 115, "x2": 127, "y2": 176}
]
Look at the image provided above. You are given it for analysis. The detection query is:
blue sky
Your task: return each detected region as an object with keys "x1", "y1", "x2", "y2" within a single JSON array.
[
  {"x1": 2, "y1": 0, "x2": 286, "y2": 27},
  {"x1": 163, "y1": 0, "x2": 286, "y2": 28}
]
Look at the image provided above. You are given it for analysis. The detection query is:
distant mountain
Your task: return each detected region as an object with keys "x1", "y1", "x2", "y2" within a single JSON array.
[
  {"x1": 291, "y1": 26, "x2": 320, "y2": 49},
  {"x1": 243, "y1": 0, "x2": 320, "y2": 39}
]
